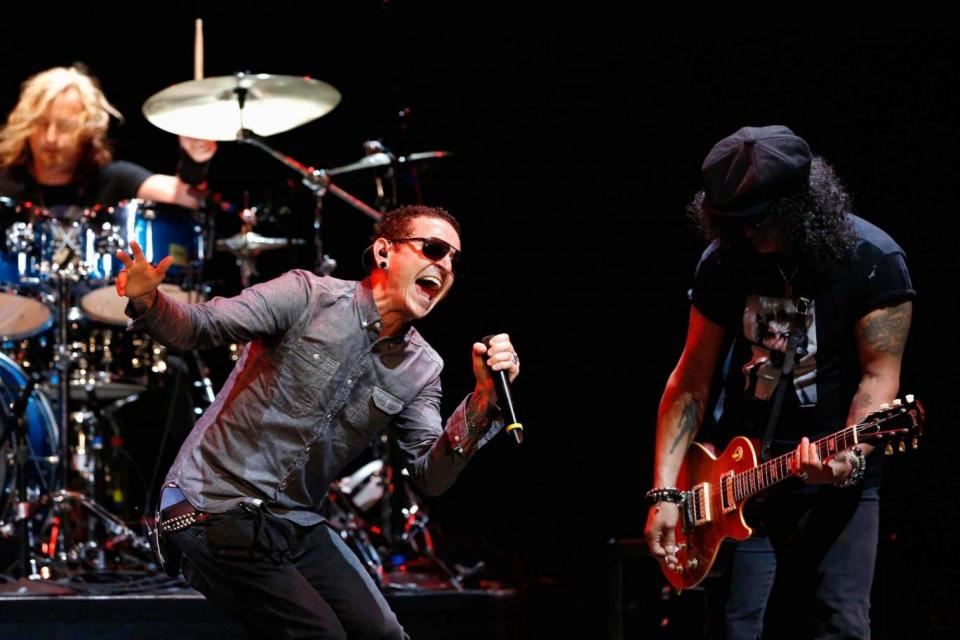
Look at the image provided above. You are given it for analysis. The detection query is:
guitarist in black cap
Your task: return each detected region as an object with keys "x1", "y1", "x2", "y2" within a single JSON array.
[{"x1": 644, "y1": 125, "x2": 914, "y2": 638}]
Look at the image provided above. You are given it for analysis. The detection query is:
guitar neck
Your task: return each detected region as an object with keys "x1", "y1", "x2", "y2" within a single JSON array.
[{"x1": 733, "y1": 426, "x2": 860, "y2": 501}]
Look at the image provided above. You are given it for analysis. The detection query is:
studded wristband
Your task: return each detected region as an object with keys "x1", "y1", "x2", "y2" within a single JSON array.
[{"x1": 645, "y1": 487, "x2": 684, "y2": 506}]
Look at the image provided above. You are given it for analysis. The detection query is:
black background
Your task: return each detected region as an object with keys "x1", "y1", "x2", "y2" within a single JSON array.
[{"x1": 2, "y1": 6, "x2": 957, "y2": 637}]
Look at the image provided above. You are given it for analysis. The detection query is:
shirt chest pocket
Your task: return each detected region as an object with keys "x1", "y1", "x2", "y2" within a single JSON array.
[
  {"x1": 347, "y1": 385, "x2": 405, "y2": 434},
  {"x1": 276, "y1": 342, "x2": 340, "y2": 417}
]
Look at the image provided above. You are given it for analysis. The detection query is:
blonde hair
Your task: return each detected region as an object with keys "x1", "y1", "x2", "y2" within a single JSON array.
[{"x1": 0, "y1": 65, "x2": 123, "y2": 170}]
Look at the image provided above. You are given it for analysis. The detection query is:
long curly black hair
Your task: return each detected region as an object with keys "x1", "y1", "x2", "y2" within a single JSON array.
[{"x1": 687, "y1": 156, "x2": 857, "y2": 277}]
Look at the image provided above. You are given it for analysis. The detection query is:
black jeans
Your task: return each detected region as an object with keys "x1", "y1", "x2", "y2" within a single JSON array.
[
  {"x1": 716, "y1": 486, "x2": 880, "y2": 640},
  {"x1": 169, "y1": 505, "x2": 406, "y2": 640}
]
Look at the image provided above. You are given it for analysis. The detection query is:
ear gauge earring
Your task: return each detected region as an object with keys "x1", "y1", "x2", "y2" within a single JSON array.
[{"x1": 379, "y1": 261, "x2": 387, "y2": 269}]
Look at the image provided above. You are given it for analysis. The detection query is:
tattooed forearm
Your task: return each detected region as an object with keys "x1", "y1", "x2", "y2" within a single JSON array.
[
  {"x1": 857, "y1": 301, "x2": 912, "y2": 357},
  {"x1": 669, "y1": 401, "x2": 699, "y2": 454},
  {"x1": 847, "y1": 391, "x2": 873, "y2": 425},
  {"x1": 465, "y1": 395, "x2": 490, "y2": 437}
]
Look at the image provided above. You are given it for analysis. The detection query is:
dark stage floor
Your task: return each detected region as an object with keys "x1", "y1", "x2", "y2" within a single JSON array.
[{"x1": 0, "y1": 580, "x2": 526, "y2": 639}]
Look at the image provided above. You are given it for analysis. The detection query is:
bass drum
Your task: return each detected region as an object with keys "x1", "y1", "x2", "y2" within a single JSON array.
[{"x1": 0, "y1": 351, "x2": 59, "y2": 520}]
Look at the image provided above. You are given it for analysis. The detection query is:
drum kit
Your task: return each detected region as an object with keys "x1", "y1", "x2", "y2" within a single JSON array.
[{"x1": 0, "y1": 72, "x2": 459, "y2": 586}]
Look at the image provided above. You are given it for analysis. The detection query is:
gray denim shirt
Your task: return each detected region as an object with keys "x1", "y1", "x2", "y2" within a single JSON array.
[{"x1": 129, "y1": 270, "x2": 500, "y2": 525}]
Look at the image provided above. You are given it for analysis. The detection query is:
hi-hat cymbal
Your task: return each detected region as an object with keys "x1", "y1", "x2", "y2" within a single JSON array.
[
  {"x1": 325, "y1": 150, "x2": 453, "y2": 176},
  {"x1": 217, "y1": 232, "x2": 306, "y2": 257},
  {"x1": 143, "y1": 73, "x2": 341, "y2": 141}
]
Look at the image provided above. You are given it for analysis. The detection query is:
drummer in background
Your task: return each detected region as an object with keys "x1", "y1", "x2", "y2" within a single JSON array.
[{"x1": 0, "y1": 64, "x2": 216, "y2": 210}]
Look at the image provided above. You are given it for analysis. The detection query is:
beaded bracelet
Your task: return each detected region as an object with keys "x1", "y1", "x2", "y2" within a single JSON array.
[{"x1": 834, "y1": 446, "x2": 865, "y2": 488}]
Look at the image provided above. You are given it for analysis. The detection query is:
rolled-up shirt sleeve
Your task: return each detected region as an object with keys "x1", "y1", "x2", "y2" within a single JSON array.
[
  {"x1": 390, "y1": 374, "x2": 504, "y2": 497},
  {"x1": 126, "y1": 269, "x2": 313, "y2": 350}
]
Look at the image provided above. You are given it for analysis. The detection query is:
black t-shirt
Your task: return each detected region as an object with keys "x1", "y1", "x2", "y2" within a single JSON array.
[
  {"x1": 691, "y1": 215, "x2": 915, "y2": 483},
  {"x1": 0, "y1": 161, "x2": 152, "y2": 209}
]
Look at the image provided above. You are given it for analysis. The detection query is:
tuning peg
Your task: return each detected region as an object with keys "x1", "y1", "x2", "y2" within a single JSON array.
[
  {"x1": 884, "y1": 443, "x2": 894, "y2": 456},
  {"x1": 898, "y1": 440, "x2": 906, "y2": 453},
  {"x1": 880, "y1": 403, "x2": 891, "y2": 410},
  {"x1": 911, "y1": 436, "x2": 919, "y2": 450},
  {"x1": 905, "y1": 394, "x2": 915, "y2": 403},
  {"x1": 892, "y1": 398, "x2": 902, "y2": 406}
]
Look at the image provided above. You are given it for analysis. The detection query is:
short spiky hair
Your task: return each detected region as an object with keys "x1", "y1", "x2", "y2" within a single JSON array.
[{"x1": 372, "y1": 205, "x2": 461, "y2": 241}]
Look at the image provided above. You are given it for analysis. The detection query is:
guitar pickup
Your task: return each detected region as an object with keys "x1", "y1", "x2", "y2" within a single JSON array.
[
  {"x1": 720, "y1": 471, "x2": 736, "y2": 513},
  {"x1": 687, "y1": 482, "x2": 712, "y2": 526}
]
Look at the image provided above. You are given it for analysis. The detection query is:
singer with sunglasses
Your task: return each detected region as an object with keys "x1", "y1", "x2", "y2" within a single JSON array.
[
  {"x1": 115, "y1": 204, "x2": 520, "y2": 639},
  {"x1": 644, "y1": 126, "x2": 914, "y2": 639}
]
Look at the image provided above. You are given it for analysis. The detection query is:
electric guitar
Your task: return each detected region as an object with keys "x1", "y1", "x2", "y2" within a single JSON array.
[{"x1": 660, "y1": 395, "x2": 925, "y2": 591}]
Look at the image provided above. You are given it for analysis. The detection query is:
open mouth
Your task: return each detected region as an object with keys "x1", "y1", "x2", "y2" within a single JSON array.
[{"x1": 415, "y1": 274, "x2": 443, "y2": 300}]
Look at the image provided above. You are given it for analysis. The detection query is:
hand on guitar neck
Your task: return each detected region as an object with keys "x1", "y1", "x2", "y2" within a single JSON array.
[{"x1": 792, "y1": 436, "x2": 858, "y2": 485}]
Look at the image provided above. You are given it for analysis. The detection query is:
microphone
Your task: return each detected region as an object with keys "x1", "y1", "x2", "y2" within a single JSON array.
[{"x1": 482, "y1": 336, "x2": 523, "y2": 445}]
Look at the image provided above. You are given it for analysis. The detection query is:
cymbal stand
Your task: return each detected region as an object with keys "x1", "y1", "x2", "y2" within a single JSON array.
[
  {"x1": 0, "y1": 373, "x2": 41, "y2": 578},
  {"x1": 235, "y1": 128, "x2": 382, "y2": 277},
  {"x1": 47, "y1": 269, "x2": 151, "y2": 570}
]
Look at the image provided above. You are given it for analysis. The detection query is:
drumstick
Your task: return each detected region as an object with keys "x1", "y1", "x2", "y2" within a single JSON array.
[{"x1": 194, "y1": 18, "x2": 204, "y2": 80}]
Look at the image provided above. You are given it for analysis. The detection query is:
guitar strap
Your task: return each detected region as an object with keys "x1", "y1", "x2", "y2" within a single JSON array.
[{"x1": 760, "y1": 297, "x2": 811, "y2": 462}]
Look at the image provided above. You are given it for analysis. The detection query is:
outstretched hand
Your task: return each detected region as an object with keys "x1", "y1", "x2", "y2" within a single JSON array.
[{"x1": 115, "y1": 240, "x2": 173, "y2": 301}]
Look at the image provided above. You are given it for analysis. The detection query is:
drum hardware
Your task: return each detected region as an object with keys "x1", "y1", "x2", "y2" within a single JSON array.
[
  {"x1": 210, "y1": 199, "x2": 308, "y2": 287},
  {"x1": 327, "y1": 483, "x2": 388, "y2": 588},
  {"x1": 1, "y1": 197, "x2": 213, "y2": 579},
  {"x1": 0, "y1": 370, "x2": 41, "y2": 577},
  {"x1": 142, "y1": 73, "x2": 379, "y2": 276},
  {"x1": 216, "y1": 229, "x2": 306, "y2": 288},
  {"x1": 37, "y1": 489, "x2": 153, "y2": 570},
  {"x1": 235, "y1": 129, "x2": 382, "y2": 276},
  {"x1": 142, "y1": 74, "x2": 452, "y2": 278},
  {"x1": 327, "y1": 438, "x2": 483, "y2": 592}
]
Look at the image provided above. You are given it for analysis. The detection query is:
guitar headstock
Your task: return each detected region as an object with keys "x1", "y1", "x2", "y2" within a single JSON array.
[{"x1": 857, "y1": 394, "x2": 925, "y2": 454}]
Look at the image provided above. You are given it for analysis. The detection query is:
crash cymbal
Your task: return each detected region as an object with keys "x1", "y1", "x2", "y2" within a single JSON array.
[
  {"x1": 143, "y1": 73, "x2": 341, "y2": 141},
  {"x1": 216, "y1": 231, "x2": 306, "y2": 257},
  {"x1": 325, "y1": 150, "x2": 453, "y2": 176}
]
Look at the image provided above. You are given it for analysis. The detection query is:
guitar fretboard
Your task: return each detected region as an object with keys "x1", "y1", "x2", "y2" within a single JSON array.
[{"x1": 732, "y1": 426, "x2": 859, "y2": 501}]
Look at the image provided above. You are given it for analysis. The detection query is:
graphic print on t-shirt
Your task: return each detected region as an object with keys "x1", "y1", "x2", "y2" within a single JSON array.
[{"x1": 741, "y1": 295, "x2": 817, "y2": 406}]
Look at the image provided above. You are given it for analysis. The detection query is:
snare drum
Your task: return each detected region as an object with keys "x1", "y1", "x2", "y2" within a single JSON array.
[
  {"x1": 0, "y1": 197, "x2": 52, "y2": 340},
  {"x1": 80, "y1": 200, "x2": 205, "y2": 325}
]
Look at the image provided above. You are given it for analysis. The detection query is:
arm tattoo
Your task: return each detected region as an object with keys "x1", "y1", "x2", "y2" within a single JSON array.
[
  {"x1": 465, "y1": 395, "x2": 489, "y2": 436},
  {"x1": 857, "y1": 302, "x2": 911, "y2": 357},
  {"x1": 669, "y1": 401, "x2": 699, "y2": 454}
]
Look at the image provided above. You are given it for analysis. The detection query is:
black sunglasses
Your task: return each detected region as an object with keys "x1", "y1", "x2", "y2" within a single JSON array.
[{"x1": 390, "y1": 237, "x2": 462, "y2": 272}]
